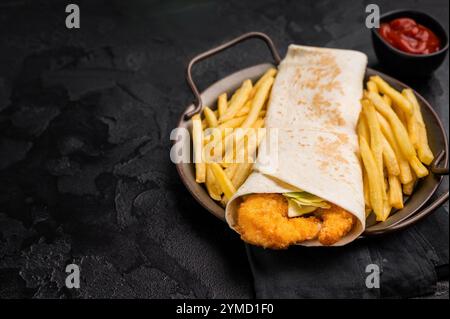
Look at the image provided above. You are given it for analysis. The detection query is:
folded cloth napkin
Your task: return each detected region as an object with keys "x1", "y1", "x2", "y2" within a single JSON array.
[{"x1": 247, "y1": 206, "x2": 448, "y2": 299}]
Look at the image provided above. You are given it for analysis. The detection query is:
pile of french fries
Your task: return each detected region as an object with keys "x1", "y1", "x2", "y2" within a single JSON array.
[
  {"x1": 192, "y1": 68, "x2": 277, "y2": 206},
  {"x1": 358, "y1": 75, "x2": 434, "y2": 222}
]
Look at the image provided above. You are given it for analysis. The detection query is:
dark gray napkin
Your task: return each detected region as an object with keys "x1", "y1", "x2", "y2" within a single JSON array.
[{"x1": 247, "y1": 206, "x2": 449, "y2": 299}]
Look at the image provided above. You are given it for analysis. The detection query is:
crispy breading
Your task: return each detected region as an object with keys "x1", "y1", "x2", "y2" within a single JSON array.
[
  {"x1": 317, "y1": 204, "x2": 356, "y2": 246},
  {"x1": 235, "y1": 194, "x2": 357, "y2": 248},
  {"x1": 236, "y1": 193, "x2": 321, "y2": 249}
]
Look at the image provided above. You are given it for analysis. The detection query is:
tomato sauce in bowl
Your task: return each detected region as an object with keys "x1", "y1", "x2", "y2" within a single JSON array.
[{"x1": 379, "y1": 18, "x2": 441, "y2": 55}]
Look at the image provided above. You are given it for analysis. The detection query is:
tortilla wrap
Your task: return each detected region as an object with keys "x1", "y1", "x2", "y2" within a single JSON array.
[{"x1": 225, "y1": 45, "x2": 368, "y2": 246}]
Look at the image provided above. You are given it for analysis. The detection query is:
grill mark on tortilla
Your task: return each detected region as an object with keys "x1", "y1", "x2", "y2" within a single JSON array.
[
  {"x1": 316, "y1": 136, "x2": 349, "y2": 166},
  {"x1": 292, "y1": 52, "x2": 346, "y2": 127},
  {"x1": 336, "y1": 133, "x2": 349, "y2": 144},
  {"x1": 319, "y1": 161, "x2": 330, "y2": 170},
  {"x1": 309, "y1": 93, "x2": 346, "y2": 127}
]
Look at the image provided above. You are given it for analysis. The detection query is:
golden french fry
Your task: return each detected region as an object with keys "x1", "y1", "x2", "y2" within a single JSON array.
[
  {"x1": 203, "y1": 106, "x2": 218, "y2": 128},
  {"x1": 357, "y1": 114, "x2": 370, "y2": 143},
  {"x1": 388, "y1": 175, "x2": 404, "y2": 209},
  {"x1": 383, "y1": 200, "x2": 392, "y2": 221},
  {"x1": 367, "y1": 91, "x2": 416, "y2": 160},
  {"x1": 403, "y1": 169, "x2": 416, "y2": 195},
  {"x1": 228, "y1": 88, "x2": 240, "y2": 105},
  {"x1": 203, "y1": 127, "x2": 226, "y2": 162},
  {"x1": 403, "y1": 182, "x2": 414, "y2": 196},
  {"x1": 237, "y1": 128, "x2": 265, "y2": 164},
  {"x1": 394, "y1": 107, "x2": 408, "y2": 134},
  {"x1": 376, "y1": 112, "x2": 413, "y2": 184},
  {"x1": 259, "y1": 110, "x2": 266, "y2": 118},
  {"x1": 218, "y1": 116, "x2": 247, "y2": 129},
  {"x1": 224, "y1": 163, "x2": 238, "y2": 180},
  {"x1": 241, "y1": 77, "x2": 274, "y2": 128},
  {"x1": 251, "y1": 118, "x2": 265, "y2": 129},
  {"x1": 224, "y1": 131, "x2": 256, "y2": 166},
  {"x1": 402, "y1": 89, "x2": 434, "y2": 165},
  {"x1": 383, "y1": 94, "x2": 392, "y2": 106},
  {"x1": 227, "y1": 126, "x2": 265, "y2": 185},
  {"x1": 370, "y1": 75, "x2": 412, "y2": 115},
  {"x1": 231, "y1": 161, "x2": 254, "y2": 189},
  {"x1": 359, "y1": 135, "x2": 384, "y2": 220},
  {"x1": 398, "y1": 159, "x2": 413, "y2": 184},
  {"x1": 210, "y1": 162, "x2": 236, "y2": 199},
  {"x1": 207, "y1": 122, "x2": 246, "y2": 162},
  {"x1": 236, "y1": 97, "x2": 266, "y2": 118},
  {"x1": 220, "y1": 80, "x2": 252, "y2": 122},
  {"x1": 250, "y1": 68, "x2": 277, "y2": 98},
  {"x1": 216, "y1": 128, "x2": 247, "y2": 165},
  {"x1": 376, "y1": 111, "x2": 391, "y2": 138},
  {"x1": 363, "y1": 169, "x2": 371, "y2": 209},
  {"x1": 367, "y1": 81, "x2": 378, "y2": 94},
  {"x1": 204, "y1": 116, "x2": 245, "y2": 146},
  {"x1": 409, "y1": 155, "x2": 429, "y2": 178},
  {"x1": 417, "y1": 124, "x2": 434, "y2": 165},
  {"x1": 236, "y1": 100, "x2": 251, "y2": 117},
  {"x1": 362, "y1": 99, "x2": 384, "y2": 185},
  {"x1": 397, "y1": 92, "x2": 420, "y2": 150},
  {"x1": 202, "y1": 111, "x2": 218, "y2": 129},
  {"x1": 363, "y1": 89, "x2": 369, "y2": 99},
  {"x1": 192, "y1": 114, "x2": 205, "y2": 183},
  {"x1": 405, "y1": 113, "x2": 418, "y2": 147},
  {"x1": 217, "y1": 93, "x2": 227, "y2": 118},
  {"x1": 221, "y1": 118, "x2": 264, "y2": 165},
  {"x1": 205, "y1": 164, "x2": 222, "y2": 200},
  {"x1": 203, "y1": 127, "x2": 222, "y2": 145},
  {"x1": 382, "y1": 136, "x2": 400, "y2": 176}
]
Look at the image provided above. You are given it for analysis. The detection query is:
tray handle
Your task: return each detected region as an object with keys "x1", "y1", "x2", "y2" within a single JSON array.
[
  {"x1": 431, "y1": 150, "x2": 449, "y2": 175},
  {"x1": 185, "y1": 31, "x2": 281, "y2": 120}
]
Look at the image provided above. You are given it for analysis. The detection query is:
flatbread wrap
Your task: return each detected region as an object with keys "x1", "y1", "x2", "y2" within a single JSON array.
[{"x1": 225, "y1": 45, "x2": 368, "y2": 247}]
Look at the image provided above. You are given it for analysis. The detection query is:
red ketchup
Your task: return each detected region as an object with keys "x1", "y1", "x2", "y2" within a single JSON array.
[{"x1": 379, "y1": 18, "x2": 441, "y2": 54}]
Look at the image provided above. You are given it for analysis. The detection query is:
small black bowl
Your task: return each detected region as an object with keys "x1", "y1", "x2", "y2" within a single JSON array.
[{"x1": 371, "y1": 10, "x2": 448, "y2": 76}]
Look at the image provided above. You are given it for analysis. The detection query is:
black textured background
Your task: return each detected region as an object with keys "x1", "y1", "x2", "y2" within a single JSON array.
[{"x1": 0, "y1": 0, "x2": 448, "y2": 298}]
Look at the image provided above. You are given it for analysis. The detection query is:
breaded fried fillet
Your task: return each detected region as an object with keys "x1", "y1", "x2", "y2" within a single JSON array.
[
  {"x1": 318, "y1": 204, "x2": 356, "y2": 246},
  {"x1": 236, "y1": 193, "x2": 321, "y2": 249}
]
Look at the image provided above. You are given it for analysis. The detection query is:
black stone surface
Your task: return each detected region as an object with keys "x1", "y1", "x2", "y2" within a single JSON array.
[{"x1": 0, "y1": 0, "x2": 448, "y2": 298}]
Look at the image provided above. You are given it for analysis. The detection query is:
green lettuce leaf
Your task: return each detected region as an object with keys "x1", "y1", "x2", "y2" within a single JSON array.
[{"x1": 283, "y1": 192, "x2": 330, "y2": 217}]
